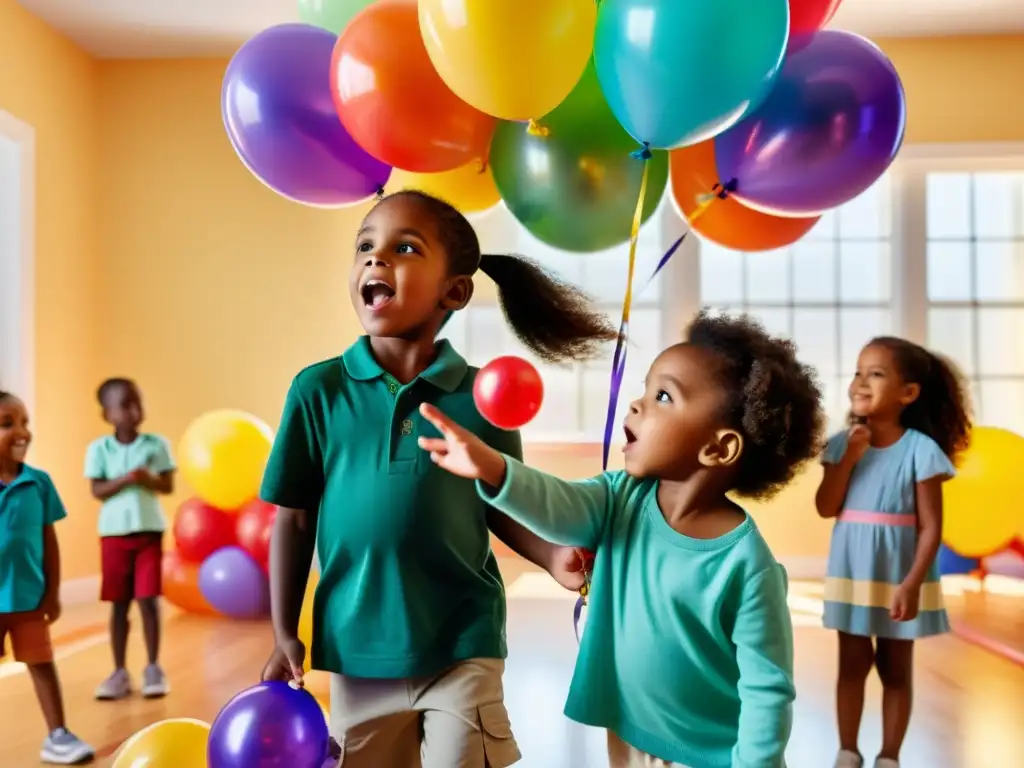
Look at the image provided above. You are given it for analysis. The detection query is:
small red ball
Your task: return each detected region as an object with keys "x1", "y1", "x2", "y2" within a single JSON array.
[{"x1": 473, "y1": 356, "x2": 544, "y2": 430}]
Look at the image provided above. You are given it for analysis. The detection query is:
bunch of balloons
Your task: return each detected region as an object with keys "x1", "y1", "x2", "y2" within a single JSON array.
[
  {"x1": 223, "y1": 0, "x2": 903, "y2": 254},
  {"x1": 163, "y1": 410, "x2": 276, "y2": 620}
]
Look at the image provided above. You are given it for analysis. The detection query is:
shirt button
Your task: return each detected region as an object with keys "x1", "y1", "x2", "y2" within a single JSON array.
[
  {"x1": 401, "y1": 419, "x2": 414, "y2": 435},
  {"x1": 388, "y1": 383, "x2": 398, "y2": 395}
]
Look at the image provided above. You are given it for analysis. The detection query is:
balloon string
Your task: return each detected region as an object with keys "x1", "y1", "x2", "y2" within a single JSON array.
[
  {"x1": 526, "y1": 119, "x2": 550, "y2": 137},
  {"x1": 691, "y1": 178, "x2": 737, "y2": 224}
]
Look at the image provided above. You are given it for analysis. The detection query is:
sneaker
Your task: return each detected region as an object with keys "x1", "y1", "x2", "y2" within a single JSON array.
[
  {"x1": 40, "y1": 728, "x2": 95, "y2": 764},
  {"x1": 835, "y1": 750, "x2": 864, "y2": 768},
  {"x1": 141, "y1": 663, "x2": 169, "y2": 698},
  {"x1": 874, "y1": 759, "x2": 899, "y2": 768},
  {"x1": 94, "y1": 668, "x2": 131, "y2": 700}
]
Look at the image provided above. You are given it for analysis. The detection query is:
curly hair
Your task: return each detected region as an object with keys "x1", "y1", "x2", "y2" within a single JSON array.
[
  {"x1": 863, "y1": 337, "x2": 972, "y2": 461},
  {"x1": 376, "y1": 190, "x2": 617, "y2": 363},
  {"x1": 686, "y1": 310, "x2": 826, "y2": 499}
]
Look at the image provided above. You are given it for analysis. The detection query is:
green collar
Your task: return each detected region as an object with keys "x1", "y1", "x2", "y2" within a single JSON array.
[
  {"x1": 0, "y1": 463, "x2": 43, "y2": 492},
  {"x1": 342, "y1": 336, "x2": 468, "y2": 393}
]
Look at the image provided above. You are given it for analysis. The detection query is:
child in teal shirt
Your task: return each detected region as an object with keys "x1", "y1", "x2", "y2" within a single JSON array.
[{"x1": 420, "y1": 311, "x2": 826, "y2": 768}]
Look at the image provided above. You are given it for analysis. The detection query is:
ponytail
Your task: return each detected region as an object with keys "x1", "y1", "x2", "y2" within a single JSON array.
[
  {"x1": 479, "y1": 253, "x2": 617, "y2": 363},
  {"x1": 868, "y1": 337, "x2": 972, "y2": 460}
]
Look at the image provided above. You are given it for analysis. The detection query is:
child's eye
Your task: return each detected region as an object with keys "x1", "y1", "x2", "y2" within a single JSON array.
[
  {"x1": 357, "y1": 241, "x2": 373, "y2": 253},
  {"x1": 655, "y1": 390, "x2": 671, "y2": 403},
  {"x1": 396, "y1": 243, "x2": 418, "y2": 255}
]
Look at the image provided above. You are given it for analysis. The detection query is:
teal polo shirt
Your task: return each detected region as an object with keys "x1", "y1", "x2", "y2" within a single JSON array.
[
  {"x1": 260, "y1": 336, "x2": 522, "y2": 679},
  {"x1": 0, "y1": 465, "x2": 67, "y2": 614}
]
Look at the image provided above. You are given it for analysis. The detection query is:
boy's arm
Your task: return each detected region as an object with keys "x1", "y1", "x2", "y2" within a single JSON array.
[
  {"x1": 137, "y1": 436, "x2": 176, "y2": 494},
  {"x1": 41, "y1": 479, "x2": 69, "y2": 622},
  {"x1": 731, "y1": 564, "x2": 795, "y2": 767},
  {"x1": 90, "y1": 475, "x2": 135, "y2": 501}
]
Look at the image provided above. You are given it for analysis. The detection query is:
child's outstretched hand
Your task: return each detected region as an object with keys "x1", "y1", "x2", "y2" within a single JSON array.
[{"x1": 418, "y1": 404, "x2": 507, "y2": 488}]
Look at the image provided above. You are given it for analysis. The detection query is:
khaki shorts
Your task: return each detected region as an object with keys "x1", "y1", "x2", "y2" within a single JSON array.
[
  {"x1": 607, "y1": 731, "x2": 690, "y2": 768},
  {"x1": 329, "y1": 657, "x2": 520, "y2": 768}
]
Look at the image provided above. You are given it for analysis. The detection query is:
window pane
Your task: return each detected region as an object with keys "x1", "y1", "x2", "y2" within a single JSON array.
[
  {"x1": 927, "y1": 172, "x2": 971, "y2": 239},
  {"x1": 792, "y1": 309, "x2": 838, "y2": 378},
  {"x1": 839, "y1": 242, "x2": 890, "y2": 301},
  {"x1": 515, "y1": 228, "x2": 584, "y2": 286},
  {"x1": 804, "y1": 209, "x2": 837, "y2": 241},
  {"x1": 438, "y1": 309, "x2": 469, "y2": 350},
  {"x1": 928, "y1": 308, "x2": 975, "y2": 376},
  {"x1": 579, "y1": 228, "x2": 663, "y2": 303},
  {"x1": 791, "y1": 241, "x2": 835, "y2": 302},
  {"x1": 475, "y1": 206, "x2": 520, "y2": 254},
  {"x1": 840, "y1": 308, "x2": 892, "y2": 375},
  {"x1": 838, "y1": 175, "x2": 890, "y2": 239},
  {"x1": 825, "y1": 376, "x2": 849, "y2": 433},
  {"x1": 522, "y1": 366, "x2": 580, "y2": 440},
  {"x1": 700, "y1": 241, "x2": 744, "y2": 303},
  {"x1": 977, "y1": 379, "x2": 1024, "y2": 434},
  {"x1": 926, "y1": 241, "x2": 973, "y2": 301},
  {"x1": 586, "y1": 307, "x2": 661, "y2": 367},
  {"x1": 976, "y1": 241, "x2": 1024, "y2": 301},
  {"x1": 973, "y1": 172, "x2": 1024, "y2": 239},
  {"x1": 465, "y1": 306, "x2": 524, "y2": 364},
  {"x1": 745, "y1": 249, "x2": 790, "y2": 302},
  {"x1": 977, "y1": 308, "x2": 1024, "y2": 376},
  {"x1": 745, "y1": 307, "x2": 791, "y2": 339}
]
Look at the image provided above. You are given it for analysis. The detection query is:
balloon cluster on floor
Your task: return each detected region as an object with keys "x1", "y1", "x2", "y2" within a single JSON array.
[
  {"x1": 937, "y1": 426, "x2": 1024, "y2": 576},
  {"x1": 163, "y1": 410, "x2": 276, "y2": 620},
  {"x1": 111, "y1": 683, "x2": 334, "y2": 768},
  {"x1": 223, "y1": 0, "x2": 904, "y2": 254}
]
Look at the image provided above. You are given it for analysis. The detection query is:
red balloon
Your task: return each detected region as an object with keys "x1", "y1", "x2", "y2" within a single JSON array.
[
  {"x1": 236, "y1": 500, "x2": 277, "y2": 572},
  {"x1": 162, "y1": 550, "x2": 220, "y2": 616},
  {"x1": 173, "y1": 498, "x2": 237, "y2": 564},
  {"x1": 789, "y1": 0, "x2": 843, "y2": 37},
  {"x1": 330, "y1": 0, "x2": 496, "y2": 173},
  {"x1": 473, "y1": 356, "x2": 544, "y2": 430}
]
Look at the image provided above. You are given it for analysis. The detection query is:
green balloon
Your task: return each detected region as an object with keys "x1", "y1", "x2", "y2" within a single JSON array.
[
  {"x1": 490, "y1": 59, "x2": 668, "y2": 254},
  {"x1": 297, "y1": 0, "x2": 374, "y2": 35}
]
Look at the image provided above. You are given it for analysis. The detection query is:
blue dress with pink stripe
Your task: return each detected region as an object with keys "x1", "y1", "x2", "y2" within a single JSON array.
[{"x1": 822, "y1": 428, "x2": 954, "y2": 639}]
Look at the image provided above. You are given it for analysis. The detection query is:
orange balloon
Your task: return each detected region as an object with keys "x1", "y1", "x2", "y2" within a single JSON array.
[
  {"x1": 162, "y1": 550, "x2": 220, "y2": 616},
  {"x1": 331, "y1": 0, "x2": 496, "y2": 173},
  {"x1": 669, "y1": 140, "x2": 820, "y2": 252}
]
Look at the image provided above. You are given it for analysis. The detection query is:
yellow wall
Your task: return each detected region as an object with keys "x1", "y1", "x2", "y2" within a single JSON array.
[
  {"x1": 5, "y1": 20, "x2": 1024, "y2": 577},
  {"x1": 0, "y1": 0, "x2": 102, "y2": 579}
]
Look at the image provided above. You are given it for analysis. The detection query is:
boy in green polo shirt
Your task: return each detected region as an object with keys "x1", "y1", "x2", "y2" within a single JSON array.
[
  {"x1": 0, "y1": 391, "x2": 95, "y2": 764},
  {"x1": 86, "y1": 378, "x2": 175, "y2": 701},
  {"x1": 259, "y1": 190, "x2": 616, "y2": 767}
]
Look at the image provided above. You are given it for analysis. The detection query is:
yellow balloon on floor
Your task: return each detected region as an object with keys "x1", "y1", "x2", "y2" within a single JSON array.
[
  {"x1": 298, "y1": 570, "x2": 319, "y2": 673},
  {"x1": 418, "y1": 0, "x2": 596, "y2": 121},
  {"x1": 112, "y1": 718, "x2": 210, "y2": 767},
  {"x1": 389, "y1": 161, "x2": 500, "y2": 215},
  {"x1": 943, "y1": 426, "x2": 1024, "y2": 558},
  {"x1": 179, "y1": 410, "x2": 274, "y2": 511}
]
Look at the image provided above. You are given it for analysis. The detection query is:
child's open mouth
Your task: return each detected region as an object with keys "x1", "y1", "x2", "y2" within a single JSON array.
[
  {"x1": 361, "y1": 279, "x2": 396, "y2": 311},
  {"x1": 623, "y1": 426, "x2": 637, "y2": 451}
]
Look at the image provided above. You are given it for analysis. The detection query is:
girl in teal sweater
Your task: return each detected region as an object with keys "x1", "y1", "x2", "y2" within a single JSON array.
[{"x1": 420, "y1": 311, "x2": 826, "y2": 768}]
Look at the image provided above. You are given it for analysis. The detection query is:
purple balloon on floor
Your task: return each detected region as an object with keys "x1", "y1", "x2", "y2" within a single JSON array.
[
  {"x1": 198, "y1": 546, "x2": 270, "y2": 619},
  {"x1": 208, "y1": 681, "x2": 330, "y2": 768},
  {"x1": 222, "y1": 23, "x2": 392, "y2": 207},
  {"x1": 714, "y1": 30, "x2": 906, "y2": 217}
]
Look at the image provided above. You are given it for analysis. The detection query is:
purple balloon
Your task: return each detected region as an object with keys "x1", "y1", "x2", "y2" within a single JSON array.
[
  {"x1": 222, "y1": 23, "x2": 391, "y2": 207},
  {"x1": 714, "y1": 30, "x2": 906, "y2": 217},
  {"x1": 208, "y1": 681, "x2": 329, "y2": 768},
  {"x1": 198, "y1": 546, "x2": 271, "y2": 619}
]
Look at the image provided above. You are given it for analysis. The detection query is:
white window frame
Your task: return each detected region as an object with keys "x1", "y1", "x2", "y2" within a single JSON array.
[{"x1": 0, "y1": 109, "x2": 36, "y2": 414}]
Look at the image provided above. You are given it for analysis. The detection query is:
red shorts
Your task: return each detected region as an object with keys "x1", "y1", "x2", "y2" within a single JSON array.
[
  {"x1": 100, "y1": 533, "x2": 164, "y2": 602},
  {"x1": 0, "y1": 612, "x2": 53, "y2": 665}
]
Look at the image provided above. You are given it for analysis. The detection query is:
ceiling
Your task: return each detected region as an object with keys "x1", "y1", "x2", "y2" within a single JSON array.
[{"x1": 18, "y1": 0, "x2": 1024, "y2": 59}]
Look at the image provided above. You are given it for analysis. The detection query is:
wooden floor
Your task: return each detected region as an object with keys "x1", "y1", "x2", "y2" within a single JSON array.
[{"x1": 2, "y1": 566, "x2": 1023, "y2": 767}]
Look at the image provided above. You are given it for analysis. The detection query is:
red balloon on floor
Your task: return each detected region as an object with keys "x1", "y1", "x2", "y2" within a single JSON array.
[
  {"x1": 173, "y1": 498, "x2": 237, "y2": 564},
  {"x1": 236, "y1": 500, "x2": 277, "y2": 572},
  {"x1": 473, "y1": 356, "x2": 544, "y2": 430}
]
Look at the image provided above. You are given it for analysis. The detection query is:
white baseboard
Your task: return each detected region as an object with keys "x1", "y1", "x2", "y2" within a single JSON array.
[{"x1": 60, "y1": 575, "x2": 100, "y2": 606}]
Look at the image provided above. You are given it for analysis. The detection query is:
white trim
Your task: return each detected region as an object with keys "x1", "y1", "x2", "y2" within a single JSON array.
[{"x1": 0, "y1": 110, "x2": 35, "y2": 414}]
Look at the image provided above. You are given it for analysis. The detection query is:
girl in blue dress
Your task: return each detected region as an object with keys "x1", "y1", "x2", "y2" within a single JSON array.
[{"x1": 816, "y1": 337, "x2": 971, "y2": 768}]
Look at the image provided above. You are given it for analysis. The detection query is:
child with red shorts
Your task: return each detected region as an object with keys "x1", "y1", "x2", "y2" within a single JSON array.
[
  {"x1": 86, "y1": 378, "x2": 174, "y2": 700},
  {"x1": 0, "y1": 391, "x2": 95, "y2": 764}
]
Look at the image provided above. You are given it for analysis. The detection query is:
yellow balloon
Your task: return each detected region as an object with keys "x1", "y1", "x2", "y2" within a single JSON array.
[
  {"x1": 298, "y1": 570, "x2": 319, "y2": 672},
  {"x1": 418, "y1": 0, "x2": 596, "y2": 121},
  {"x1": 389, "y1": 161, "x2": 501, "y2": 215},
  {"x1": 943, "y1": 426, "x2": 1024, "y2": 558},
  {"x1": 112, "y1": 718, "x2": 210, "y2": 767},
  {"x1": 179, "y1": 409, "x2": 274, "y2": 510}
]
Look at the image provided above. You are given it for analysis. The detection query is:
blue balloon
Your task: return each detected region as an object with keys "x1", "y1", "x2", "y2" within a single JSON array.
[
  {"x1": 937, "y1": 544, "x2": 979, "y2": 576},
  {"x1": 594, "y1": 0, "x2": 790, "y2": 149}
]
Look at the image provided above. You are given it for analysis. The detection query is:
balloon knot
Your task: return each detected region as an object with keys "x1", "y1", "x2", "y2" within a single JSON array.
[
  {"x1": 476, "y1": 158, "x2": 488, "y2": 175},
  {"x1": 375, "y1": 185, "x2": 385, "y2": 200},
  {"x1": 714, "y1": 178, "x2": 737, "y2": 199},
  {"x1": 526, "y1": 119, "x2": 550, "y2": 137},
  {"x1": 630, "y1": 142, "x2": 652, "y2": 160}
]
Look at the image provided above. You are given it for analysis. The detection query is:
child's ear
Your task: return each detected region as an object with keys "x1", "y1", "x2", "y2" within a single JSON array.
[
  {"x1": 697, "y1": 429, "x2": 744, "y2": 468},
  {"x1": 899, "y1": 382, "x2": 921, "y2": 406},
  {"x1": 441, "y1": 275, "x2": 474, "y2": 311}
]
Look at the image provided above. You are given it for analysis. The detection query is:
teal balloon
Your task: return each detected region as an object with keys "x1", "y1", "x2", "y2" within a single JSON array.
[
  {"x1": 490, "y1": 60, "x2": 668, "y2": 254},
  {"x1": 594, "y1": 0, "x2": 789, "y2": 149},
  {"x1": 297, "y1": 0, "x2": 374, "y2": 35}
]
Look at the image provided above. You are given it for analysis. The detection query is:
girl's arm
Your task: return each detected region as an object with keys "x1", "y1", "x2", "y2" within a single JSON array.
[
  {"x1": 904, "y1": 476, "x2": 944, "y2": 588},
  {"x1": 814, "y1": 459, "x2": 857, "y2": 519}
]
